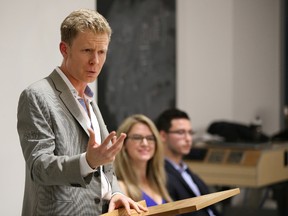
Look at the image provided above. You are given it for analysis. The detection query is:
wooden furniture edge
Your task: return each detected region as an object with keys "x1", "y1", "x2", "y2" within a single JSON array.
[
  {"x1": 101, "y1": 188, "x2": 240, "y2": 216},
  {"x1": 101, "y1": 200, "x2": 147, "y2": 216}
]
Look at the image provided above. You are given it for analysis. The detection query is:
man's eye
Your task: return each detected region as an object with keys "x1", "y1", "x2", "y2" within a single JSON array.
[
  {"x1": 82, "y1": 49, "x2": 93, "y2": 53},
  {"x1": 99, "y1": 50, "x2": 106, "y2": 55}
]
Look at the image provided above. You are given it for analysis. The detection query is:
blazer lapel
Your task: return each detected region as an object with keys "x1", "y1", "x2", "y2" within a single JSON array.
[
  {"x1": 90, "y1": 102, "x2": 115, "y2": 182},
  {"x1": 165, "y1": 160, "x2": 199, "y2": 196},
  {"x1": 185, "y1": 168, "x2": 210, "y2": 195},
  {"x1": 49, "y1": 70, "x2": 89, "y2": 135},
  {"x1": 49, "y1": 70, "x2": 115, "y2": 183},
  {"x1": 90, "y1": 101, "x2": 109, "y2": 140}
]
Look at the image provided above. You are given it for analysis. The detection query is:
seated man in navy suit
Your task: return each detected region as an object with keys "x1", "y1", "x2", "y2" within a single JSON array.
[{"x1": 155, "y1": 108, "x2": 220, "y2": 216}]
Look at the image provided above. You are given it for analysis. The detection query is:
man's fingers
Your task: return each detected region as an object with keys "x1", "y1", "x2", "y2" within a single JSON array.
[
  {"x1": 118, "y1": 133, "x2": 127, "y2": 142},
  {"x1": 129, "y1": 200, "x2": 147, "y2": 214},
  {"x1": 108, "y1": 194, "x2": 147, "y2": 215},
  {"x1": 122, "y1": 202, "x2": 132, "y2": 215},
  {"x1": 112, "y1": 133, "x2": 126, "y2": 147},
  {"x1": 112, "y1": 135, "x2": 117, "y2": 144},
  {"x1": 103, "y1": 131, "x2": 116, "y2": 146},
  {"x1": 124, "y1": 198, "x2": 147, "y2": 215},
  {"x1": 88, "y1": 128, "x2": 95, "y2": 145},
  {"x1": 107, "y1": 202, "x2": 116, "y2": 213},
  {"x1": 138, "y1": 203, "x2": 148, "y2": 212},
  {"x1": 102, "y1": 132, "x2": 126, "y2": 149}
]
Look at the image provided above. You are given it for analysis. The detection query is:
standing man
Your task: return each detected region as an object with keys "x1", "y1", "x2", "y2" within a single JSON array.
[
  {"x1": 17, "y1": 9, "x2": 146, "y2": 216},
  {"x1": 155, "y1": 108, "x2": 220, "y2": 216}
]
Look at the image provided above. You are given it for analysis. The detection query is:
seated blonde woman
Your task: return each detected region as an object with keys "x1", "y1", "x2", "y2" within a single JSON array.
[{"x1": 114, "y1": 114, "x2": 172, "y2": 207}]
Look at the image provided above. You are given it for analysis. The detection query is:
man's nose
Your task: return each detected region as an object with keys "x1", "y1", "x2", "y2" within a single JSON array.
[
  {"x1": 90, "y1": 52, "x2": 99, "y2": 65},
  {"x1": 184, "y1": 132, "x2": 193, "y2": 140}
]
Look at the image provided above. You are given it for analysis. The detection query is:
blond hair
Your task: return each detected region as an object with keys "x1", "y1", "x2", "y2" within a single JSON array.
[
  {"x1": 114, "y1": 114, "x2": 172, "y2": 203},
  {"x1": 61, "y1": 8, "x2": 112, "y2": 45}
]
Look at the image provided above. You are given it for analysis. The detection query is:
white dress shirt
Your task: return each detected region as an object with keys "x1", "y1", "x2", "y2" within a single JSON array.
[{"x1": 56, "y1": 67, "x2": 111, "y2": 199}]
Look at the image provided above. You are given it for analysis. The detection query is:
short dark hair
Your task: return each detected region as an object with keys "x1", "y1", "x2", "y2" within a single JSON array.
[{"x1": 155, "y1": 108, "x2": 190, "y2": 132}]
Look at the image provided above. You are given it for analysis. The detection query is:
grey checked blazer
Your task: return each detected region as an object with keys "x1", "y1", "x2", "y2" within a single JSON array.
[{"x1": 17, "y1": 70, "x2": 121, "y2": 216}]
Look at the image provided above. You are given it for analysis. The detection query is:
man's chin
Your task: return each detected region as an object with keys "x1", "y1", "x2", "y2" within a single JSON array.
[
  {"x1": 182, "y1": 149, "x2": 191, "y2": 155},
  {"x1": 86, "y1": 77, "x2": 97, "y2": 83}
]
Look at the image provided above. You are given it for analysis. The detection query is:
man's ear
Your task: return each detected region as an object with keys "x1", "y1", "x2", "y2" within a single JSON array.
[
  {"x1": 59, "y1": 41, "x2": 68, "y2": 57},
  {"x1": 159, "y1": 130, "x2": 168, "y2": 142}
]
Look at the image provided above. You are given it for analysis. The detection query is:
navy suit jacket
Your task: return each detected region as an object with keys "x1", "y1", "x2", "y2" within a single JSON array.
[{"x1": 165, "y1": 160, "x2": 220, "y2": 216}]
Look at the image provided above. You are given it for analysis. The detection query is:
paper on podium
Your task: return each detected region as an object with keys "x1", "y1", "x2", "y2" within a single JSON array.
[{"x1": 101, "y1": 188, "x2": 240, "y2": 216}]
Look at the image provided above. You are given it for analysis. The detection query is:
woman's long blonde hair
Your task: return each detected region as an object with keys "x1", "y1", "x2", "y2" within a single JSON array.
[{"x1": 114, "y1": 114, "x2": 172, "y2": 202}]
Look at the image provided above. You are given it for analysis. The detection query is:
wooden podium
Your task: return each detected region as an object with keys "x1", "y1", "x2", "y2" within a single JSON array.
[{"x1": 101, "y1": 188, "x2": 240, "y2": 216}]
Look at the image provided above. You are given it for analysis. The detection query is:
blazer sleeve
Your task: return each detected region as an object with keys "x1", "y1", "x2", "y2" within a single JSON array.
[{"x1": 17, "y1": 86, "x2": 89, "y2": 188}]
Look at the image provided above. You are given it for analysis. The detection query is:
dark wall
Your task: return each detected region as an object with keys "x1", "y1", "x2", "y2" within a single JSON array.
[
  {"x1": 97, "y1": 0, "x2": 176, "y2": 131},
  {"x1": 284, "y1": 0, "x2": 288, "y2": 106},
  {"x1": 282, "y1": 0, "x2": 288, "y2": 128}
]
